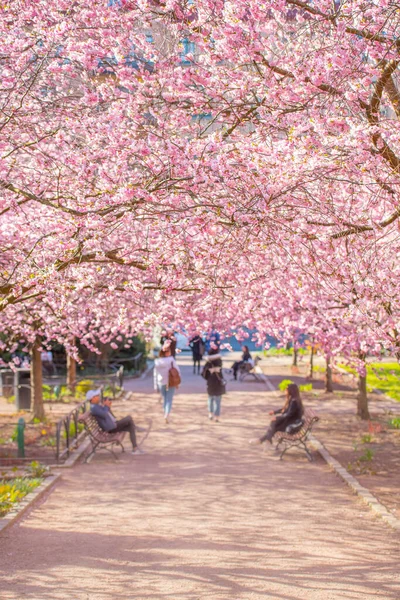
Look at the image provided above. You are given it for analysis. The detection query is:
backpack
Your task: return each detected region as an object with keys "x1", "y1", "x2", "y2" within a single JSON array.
[
  {"x1": 285, "y1": 419, "x2": 304, "y2": 434},
  {"x1": 168, "y1": 363, "x2": 181, "y2": 388}
]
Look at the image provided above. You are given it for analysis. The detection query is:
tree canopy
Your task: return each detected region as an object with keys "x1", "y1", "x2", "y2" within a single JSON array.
[{"x1": 1, "y1": 0, "x2": 400, "y2": 361}]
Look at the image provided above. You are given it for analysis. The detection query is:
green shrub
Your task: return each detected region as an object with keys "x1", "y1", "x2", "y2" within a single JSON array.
[
  {"x1": 62, "y1": 421, "x2": 84, "y2": 439},
  {"x1": 10, "y1": 426, "x2": 18, "y2": 442},
  {"x1": 42, "y1": 384, "x2": 53, "y2": 400},
  {"x1": 299, "y1": 383, "x2": 313, "y2": 392},
  {"x1": 103, "y1": 384, "x2": 120, "y2": 397},
  {"x1": 361, "y1": 433, "x2": 373, "y2": 444},
  {"x1": 359, "y1": 448, "x2": 375, "y2": 462},
  {"x1": 75, "y1": 379, "x2": 95, "y2": 398},
  {"x1": 390, "y1": 417, "x2": 400, "y2": 429},
  {"x1": 27, "y1": 461, "x2": 48, "y2": 478},
  {"x1": 278, "y1": 379, "x2": 294, "y2": 392}
]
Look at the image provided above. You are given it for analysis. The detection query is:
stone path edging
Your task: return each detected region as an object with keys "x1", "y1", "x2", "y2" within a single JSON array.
[
  {"x1": 308, "y1": 435, "x2": 400, "y2": 531},
  {"x1": 263, "y1": 375, "x2": 400, "y2": 531},
  {"x1": 50, "y1": 437, "x2": 91, "y2": 469},
  {"x1": 0, "y1": 473, "x2": 61, "y2": 535}
]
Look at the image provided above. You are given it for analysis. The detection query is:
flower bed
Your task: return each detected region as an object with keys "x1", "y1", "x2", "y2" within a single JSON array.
[{"x1": 0, "y1": 477, "x2": 43, "y2": 517}]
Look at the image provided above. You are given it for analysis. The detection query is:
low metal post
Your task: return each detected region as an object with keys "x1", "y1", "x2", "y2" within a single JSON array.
[
  {"x1": 17, "y1": 417, "x2": 25, "y2": 458},
  {"x1": 74, "y1": 411, "x2": 79, "y2": 442},
  {"x1": 56, "y1": 421, "x2": 62, "y2": 463},
  {"x1": 65, "y1": 416, "x2": 70, "y2": 457}
]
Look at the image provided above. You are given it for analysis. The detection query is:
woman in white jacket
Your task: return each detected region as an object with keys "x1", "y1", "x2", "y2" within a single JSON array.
[{"x1": 154, "y1": 341, "x2": 181, "y2": 423}]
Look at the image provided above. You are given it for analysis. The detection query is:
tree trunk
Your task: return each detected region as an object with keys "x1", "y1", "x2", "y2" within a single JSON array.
[
  {"x1": 325, "y1": 356, "x2": 333, "y2": 393},
  {"x1": 357, "y1": 353, "x2": 370, "y2": 420},
  {"x1": 293, "y1": 348, "x2": 298, "y2": 367},
  {"x1": 357, "y1": 373, "x2": 370, "y2": 420},
  {"x1": 308, "y1": 345, "x2": 314, "y2": 379},
  {"x1": 67, "y1": 354, "x2": 77, "y2": 393},
  {"x1": 31, "y1": 341, "x2": 45, "y2": 421}
]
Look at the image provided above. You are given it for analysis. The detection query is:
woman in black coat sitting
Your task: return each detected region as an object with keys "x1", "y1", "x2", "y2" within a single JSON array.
[
  {"x1": 252, "y1": 383, "x2": 304, "y2": 445},
  {"x1": 232, "y1": 345, "x2": 252, "y2": 380}
]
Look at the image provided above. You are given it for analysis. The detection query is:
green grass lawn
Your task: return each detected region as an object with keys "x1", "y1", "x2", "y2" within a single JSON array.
[
  {"x1": 340, "y1": 362, "x2": 400, "y2": 402},
  {"x1": 264, "y1": 347, "x2": 307, "y2": 356},
  {"x1": 367, "y1": 363, "x2": 400, "y2": 402}
]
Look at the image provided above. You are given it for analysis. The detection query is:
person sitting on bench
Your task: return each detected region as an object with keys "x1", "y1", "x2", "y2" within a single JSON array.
[
  {"x1": 232, "y1": 345, "x2": 252, "y2": 380},
  {"x1": 251, "y1": 383, "x2": 304, "y2": 445},
  {"x1": 87, "y1": 389, "x2": 143, "y2": 455}
]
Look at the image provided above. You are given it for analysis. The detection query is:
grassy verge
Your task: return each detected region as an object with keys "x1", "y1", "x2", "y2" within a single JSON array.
[
  {"x1": 340, "y1": 362, "x2": 400, "y2": 402},
  {"x1": 0, "y1": 477, "x2": 43, "y2": 517},
  {"x1": 264, "y1": 347, "x2": 307, "y2": 356}
]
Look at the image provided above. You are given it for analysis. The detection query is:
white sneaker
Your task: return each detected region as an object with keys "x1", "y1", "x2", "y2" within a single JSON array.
[
  {"x1": 132, "y1": 447, "x2": 145, "y2": 455},
  {"x1": 249, "y1": 438, "x2": 261, "y2": 445}
]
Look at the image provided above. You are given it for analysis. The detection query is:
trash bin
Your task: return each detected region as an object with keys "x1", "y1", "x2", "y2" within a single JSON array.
[
  {"x1": 0, "y1": 369, "x2": 14, "y2": 399},
  {"x1": 14, "y1": 369, "x2": 31, "y2": 410}
]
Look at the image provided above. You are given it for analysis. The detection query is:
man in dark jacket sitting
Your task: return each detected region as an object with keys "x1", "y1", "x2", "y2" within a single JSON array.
[{"x1": 87, "y1": 389, "x2": 143, "y2": 455}]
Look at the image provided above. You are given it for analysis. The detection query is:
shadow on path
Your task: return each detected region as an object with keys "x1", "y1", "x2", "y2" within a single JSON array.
[{"x1": 0, "y1": 356, "x2": 399, "y2": 599}]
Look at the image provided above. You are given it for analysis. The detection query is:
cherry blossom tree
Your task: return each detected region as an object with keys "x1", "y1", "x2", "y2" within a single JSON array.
[{"x1": 1, "y1": 1, "x2": 400, "y2": 419}]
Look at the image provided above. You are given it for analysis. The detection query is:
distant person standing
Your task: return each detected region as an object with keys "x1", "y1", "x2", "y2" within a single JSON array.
[
  {"x1": 41, "y1": 350, "x2": 56, "y2": 376},
  {"x1": 189, "y1": 332, "x2": 205, "y2": 374},
  {"x1": 154, "y1": 340, "x2": 181, "y2": 423},
  {"x1": 202, "y1": 343, "x2": 226, "y2": 422},
  {"x1": 160, "y1": 329, "x2": 177, "y2": 358},
  {"x1": 205, "y1": 330, "x2": 221, "y2": 353}
]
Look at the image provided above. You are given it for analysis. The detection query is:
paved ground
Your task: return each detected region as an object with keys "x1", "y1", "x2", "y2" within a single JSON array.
[{"x1": 1, "y1": 354, "x2": 399, "y2": 600}]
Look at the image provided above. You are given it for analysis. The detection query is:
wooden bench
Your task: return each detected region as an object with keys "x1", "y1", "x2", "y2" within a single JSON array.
[
  {"x1": 239, "y1": 357, "x2": 265, "y2": 383},
  {"x1": 79, "y1": 411, "x2": 126, "y2": 462},
  {"x1": 274, "y1": 408, "x2": 319, "y2": 462}
]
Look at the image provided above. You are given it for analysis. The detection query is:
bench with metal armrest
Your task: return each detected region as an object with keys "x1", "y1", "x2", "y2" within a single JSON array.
[
  {"x1": 238, "y1": 356, "x2": 265, "y2": 383},
  {"x1": 79, "y1": 411, "x2": 126, "y2": 462},
  {"x1": 274, "y1": 408, "x2": 319, "y2": 462}
]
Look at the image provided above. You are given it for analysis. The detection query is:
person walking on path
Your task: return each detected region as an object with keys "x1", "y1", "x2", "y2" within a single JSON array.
[
  {"x1": 154, "y1": 340, "x2": 181, "y2": 423},
  {"x1": 189, "y1": 331, "x2": 205, "y2": 374},
  {"x1": 250, "y1": 383, "x2": 304, "y2": 445},
  {"x1": 88, "y1": 389, "x2": 144, "y2": 454},
  {"x1": 160, "y1": 329, "x2": 177, "y2": 357},
  {"x1": 202, "y1": 343, "x2": 226, "y2": 422}
]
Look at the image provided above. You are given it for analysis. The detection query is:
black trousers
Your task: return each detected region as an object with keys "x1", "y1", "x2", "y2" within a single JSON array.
[
  {"x1": 110, "y1": 416, "x2": 137, "y2": 449},
  {"x1": 260, "y1": 420, "x2": 286, "y2": 443},
  {"x1": 193, "y1": 358, "x2": 201, "y2": 373},
  {"x1": 232, "y1": 361, "x2": 244, "y2": 380}
]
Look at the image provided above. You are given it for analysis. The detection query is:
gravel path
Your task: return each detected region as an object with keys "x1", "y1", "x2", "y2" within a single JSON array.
[{"x1": 1, "y1": 355, "x2": 399, "y2": 599}]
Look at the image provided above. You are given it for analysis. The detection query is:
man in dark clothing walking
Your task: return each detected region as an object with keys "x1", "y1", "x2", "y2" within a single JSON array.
[
  {"x1": 87, "y1": 389, "x2": 144, "y2": 454},
  {"x1": 189, "y1": 331, "x2": 204, "y2": 374}
]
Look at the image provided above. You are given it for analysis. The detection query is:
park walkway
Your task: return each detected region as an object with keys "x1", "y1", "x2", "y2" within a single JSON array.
[{"x1": 0, "y1": 354, "x2": 399, "y2": 600}]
